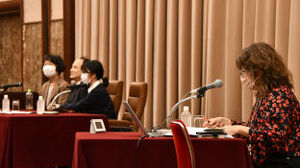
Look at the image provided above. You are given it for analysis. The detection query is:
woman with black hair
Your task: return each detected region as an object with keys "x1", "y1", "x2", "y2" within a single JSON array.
[
  {"x1": 60, "y1": 60, "x2": 116, "y2": 119},
  {"x1": 41, "y1": 55, "x2": 69, "y2": 110}
]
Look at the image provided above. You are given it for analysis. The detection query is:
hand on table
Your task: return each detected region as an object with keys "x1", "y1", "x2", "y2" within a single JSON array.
[
  {"x1": 223, "y1": 125, "x2": 250, "y2": 137},
  {"x1": 47, "y1": 104, "x2": 60, "y2": 111},
  {"x1": 202, "y1": 117, "x2": 231, "y2": 128}
]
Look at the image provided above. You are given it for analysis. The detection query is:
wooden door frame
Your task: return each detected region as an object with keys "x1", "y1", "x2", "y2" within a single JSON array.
[{"x1": 0, "y1": 0, "x2": 20, "y2": 16}]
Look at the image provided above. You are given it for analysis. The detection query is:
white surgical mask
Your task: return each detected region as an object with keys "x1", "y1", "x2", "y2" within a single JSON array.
[
  {"x1": 42, "y1": 65, "x2": 57, "y2": 78},
  {"x1": 81, "y1": 73, "x2": 90, "y2": 84}
]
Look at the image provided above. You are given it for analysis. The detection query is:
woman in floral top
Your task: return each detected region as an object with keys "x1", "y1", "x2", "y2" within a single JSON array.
[{"x1": 203, "y1": 42, "x2": 300, "y2": 168}]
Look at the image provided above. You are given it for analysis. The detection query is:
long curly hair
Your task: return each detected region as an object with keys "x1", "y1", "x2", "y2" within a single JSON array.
[{"x1": 236, "y1": 42, "x2": 293, "y2": 98}]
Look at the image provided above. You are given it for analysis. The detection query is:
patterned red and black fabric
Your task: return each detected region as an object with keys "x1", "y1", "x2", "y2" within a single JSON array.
[
  {"x1": 170, "y1": 120, "x2": 195, "y2": 168},
  {"x1": 244, "y1": 85, "x2": 300, "y2": 166}
]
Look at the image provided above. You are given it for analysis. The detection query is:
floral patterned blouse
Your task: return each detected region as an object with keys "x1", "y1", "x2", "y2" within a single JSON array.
[{"x1": 234, "y1": 85, "x2": 300, "y2": 166}]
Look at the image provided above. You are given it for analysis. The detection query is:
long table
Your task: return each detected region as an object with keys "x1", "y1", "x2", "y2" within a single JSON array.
[
  {"x1": 73, "y1": 132, "x2": 252, "y2": 168},
  {"x1": 0, "y1": 112, "x2": 108, "y2": 168}
]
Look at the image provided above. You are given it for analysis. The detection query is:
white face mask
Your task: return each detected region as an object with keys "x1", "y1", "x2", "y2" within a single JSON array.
[
  {"x1": 43, "y1": 65, "x2": 57, "y2": 78},
  {"x1": 81, "y1": 73, "x2": 90, "y2": 84}
]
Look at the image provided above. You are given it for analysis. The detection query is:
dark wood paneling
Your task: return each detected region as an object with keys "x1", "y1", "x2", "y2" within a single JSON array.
[
  {"x1": 41, "y1": 0, "x2": 49, "y2": 56},
  {"x1": 41, "y1": 0, "x2": 50, "y2": 83},
  {"x1": 22, "y1": 23, "x2": 43, "y2": 92},
  {"x1": 63, "y1": 0, "x2": 75, "y2": 82},
  {"x1": 0, "y1": 0, "x2": 20, "y2": 16},
  {"x1": 49, "y1": 20, "x2": 64, "y2": 60},
  {"x1": 0, "y1": 15, "x2": 22, "y2": 91}
]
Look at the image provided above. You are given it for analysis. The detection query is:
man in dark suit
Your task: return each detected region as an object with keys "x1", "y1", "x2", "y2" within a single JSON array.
[{"x1": 65, "y1": 57, "x2": 90, "y2": 104}]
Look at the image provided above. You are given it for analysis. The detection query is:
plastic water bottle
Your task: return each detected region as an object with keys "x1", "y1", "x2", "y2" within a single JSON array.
[
  {"x1": 181, "y1": 106, "x2": 191, "y2": 127},
  {"x1": 2, "y1": 95, "x2": 10, "y2": 112},
  {"x1": 36, "y1": 96, "x2": 45, "y2": 114},
  {"x1": 26, "y1": 89, "x2": 33, "y2": 111}
]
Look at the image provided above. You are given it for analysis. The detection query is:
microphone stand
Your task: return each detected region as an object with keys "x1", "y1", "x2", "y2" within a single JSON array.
[
  {"x1": 0, "y1": 86, "x2": 17, "y2": 92},
  {"x1": 48, "y1": 90, "x2": 71, "y2": 110},
  {"x1": 152, "y1": 91, "x2": 205, "y2": 132},
  {"x1": 0, "y1": 83, "x2": 23, "y2": 92}
]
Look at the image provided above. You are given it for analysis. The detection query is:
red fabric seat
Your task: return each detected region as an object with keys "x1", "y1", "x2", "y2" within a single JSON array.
[{"x1": 170, "y1": 120, "x2": 195, "y2": 168}]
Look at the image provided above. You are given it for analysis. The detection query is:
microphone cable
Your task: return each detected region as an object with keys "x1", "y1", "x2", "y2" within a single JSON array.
[{"x1": 134, "y1": 134, "x2": 147, "y2": 168}]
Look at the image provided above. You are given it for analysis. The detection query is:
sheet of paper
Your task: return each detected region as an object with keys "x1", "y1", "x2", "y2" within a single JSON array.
[{"x1": 0, "y1": 110, "x2": 32, "y2": 114}]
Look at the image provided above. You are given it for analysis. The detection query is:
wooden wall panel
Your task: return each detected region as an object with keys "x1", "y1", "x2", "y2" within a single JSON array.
[
  {"x1": 22, "y1": 23, "x2": 43, "y2": 92},
  {"x1": 0, "y1": 15, "x2": 22, "y2": 91},
  {"x1": 49, "y1": 20, "x2": 64, "y2": 59}
]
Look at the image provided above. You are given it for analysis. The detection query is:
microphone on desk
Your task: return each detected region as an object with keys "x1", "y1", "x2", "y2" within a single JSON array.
[
  {"x1": 0, "y1": 83, "x2": 23, "y2": 91},
  {"x1": 152, "y1": 79, "x2": 223, "y2": 131},
  {"x1": 152, "y1": 94, "x2": 199, "y2": 132}
]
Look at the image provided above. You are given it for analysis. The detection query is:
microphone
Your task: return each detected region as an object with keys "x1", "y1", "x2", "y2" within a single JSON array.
[
  {"x1": 1, "y1": 83, "x2": 23, "y2": 91},
  {"x1": 48, "y1": 90, "x2": 71, "y2": 110},
  {"x1": 152, "y1": 95, "x2": 199, "y2": 132},
  {"x1": 189, "y1": 79, "x2": 223, "y2": 95},
  {"x1": 152, "y1": 79, "x2": 223, "y2": 131}
]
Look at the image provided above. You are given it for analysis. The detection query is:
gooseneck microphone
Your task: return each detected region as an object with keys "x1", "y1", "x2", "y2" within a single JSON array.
[
  {"x1": 152, "y1": 94, "x2": 200, "y2": 132},
  {"x1": 49, "y1": 90, "x2": 71, "y2": 110},
  {"x1": 0, "y1": 83, "x2": 23, "y2": 91},
  {"x1": 152, "y1": 79, "x2": 223, "y2": 131},
  {"x1": 190, "y1": 79, "x2": 223, "y2": 95}
]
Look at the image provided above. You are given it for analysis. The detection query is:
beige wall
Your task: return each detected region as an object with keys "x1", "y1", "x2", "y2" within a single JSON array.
[
  {"x1": 51, "y1": 0, "x2": 63, "y2": 20},
  {"x1": 23, "y1": 0, "x2": 64, "y2": 23},
  {"x1": 23, "y1": 0, "x2": 42, "y2": 23}
]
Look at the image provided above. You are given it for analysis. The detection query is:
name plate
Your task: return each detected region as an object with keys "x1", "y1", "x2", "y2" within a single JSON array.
[{"x1": 90, "y1": 119, "x2": 106, "y2": 133}]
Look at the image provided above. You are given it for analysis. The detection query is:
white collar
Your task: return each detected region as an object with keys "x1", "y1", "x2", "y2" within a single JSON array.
[{"x1": 88, "y1": 80, "x2": 101, "y2": 93}]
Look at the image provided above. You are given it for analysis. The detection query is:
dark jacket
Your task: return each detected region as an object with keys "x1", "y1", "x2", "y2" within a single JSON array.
[
  {"x1": 60, "y1": 84, "x2": 116, "y2": 119},
  {"x1": 65, "y1": 83, "x2": 88, "y2": 104}
]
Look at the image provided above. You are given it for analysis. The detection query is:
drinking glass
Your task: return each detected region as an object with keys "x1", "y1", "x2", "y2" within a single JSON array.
[
  {"x1": 193, "y1": 115, "x2": 205, "y2": 128},
  {"x1": 12, "y1": 100, "x2": 20, "y2": 110}
]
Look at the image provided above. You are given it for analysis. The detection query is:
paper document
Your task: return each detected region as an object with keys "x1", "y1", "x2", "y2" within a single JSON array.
[
  {"x1": 161, "y1": 127, "x2": 233, "y2": 138},
  {"x1": 0, "y1": 110, "x2": 32, "y2": 114}
]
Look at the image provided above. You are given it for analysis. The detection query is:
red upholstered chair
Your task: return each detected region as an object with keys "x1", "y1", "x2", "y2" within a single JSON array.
[{"x1": 170, "y1": 120, "x2": 195, "y2": 168}]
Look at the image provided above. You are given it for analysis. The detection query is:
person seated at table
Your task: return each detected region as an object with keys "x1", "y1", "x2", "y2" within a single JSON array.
[
  {"x1": 59, "y1": 60, "x2": 117, "y2": 119},
  {"x1": 40, "y1": 55, "x2": 70, "y2": 110},
  {"x1": 64, "y1": 57, "x2": 90, "y2": 104},
  {"x1": 203, "y1": 42, "x2": 300, "y2": 168}
]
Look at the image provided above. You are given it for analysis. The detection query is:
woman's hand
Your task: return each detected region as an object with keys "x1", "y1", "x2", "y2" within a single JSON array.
[
  {"x1": 202, "y1": 117, "x2": 232, "y2": 128},
  {"x1": 223, "y1": 125, "x2": 250, "y2": 137}
]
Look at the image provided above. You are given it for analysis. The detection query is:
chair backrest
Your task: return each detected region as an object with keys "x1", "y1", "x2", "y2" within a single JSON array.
[
  {"x1": 170, "y1": 120, "x2": 195, "y2": 168},
  {"x1": 106, "y1": 80, "x2": 123, "y2": 114},
  {"x1": 123, "y1": 82, "x2": 147, "y2": 130}
]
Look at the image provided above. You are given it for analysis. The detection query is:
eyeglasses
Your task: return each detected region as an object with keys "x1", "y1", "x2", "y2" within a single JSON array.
[{"x1": 240, "y1": 69, "x2": 246, "y2": 77}]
